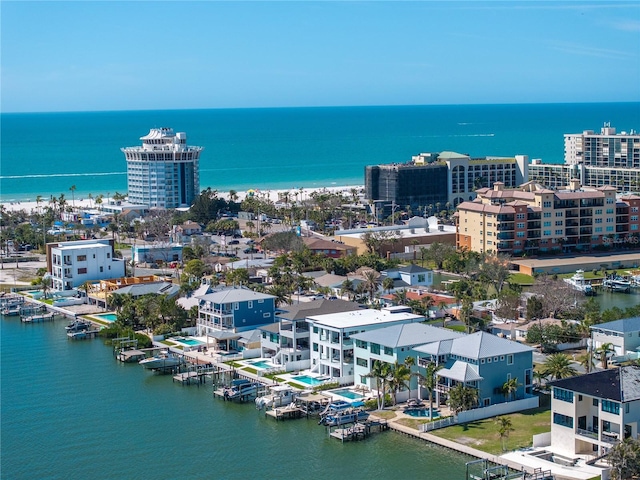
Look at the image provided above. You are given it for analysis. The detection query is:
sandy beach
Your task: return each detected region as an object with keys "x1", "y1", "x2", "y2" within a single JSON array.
[{"x1": 1, "y1": 185, "x2": 365, "y2": 214}]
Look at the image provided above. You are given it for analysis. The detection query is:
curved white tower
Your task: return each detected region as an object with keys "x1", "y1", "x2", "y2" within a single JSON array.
[{"x1": 122, "y1": 128, "x2": 202, "y2": 208}]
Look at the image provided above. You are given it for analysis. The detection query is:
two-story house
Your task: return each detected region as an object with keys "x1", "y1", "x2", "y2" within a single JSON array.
[
  {"x1": 590, "y1": 316, "x2": 640, "y2": 358},
  {"x1": 380, "y1": 264, "x2": 434, "y2": 290},
  {"x1": 352, "y1": 323, "x2": 465, "y2": 400},
  {"x1": 414, "y1": 331, "x2": 534, "y2": 407},
  {"x1": 197, "y1": 286, "x2": 276, "y2": 336},
  {"x1": 549, "y1": 365, "x2": 640, "y2": 458},
  {"x1": 259, "y1": 299, "x2": 362, "y2": 372},
  {"x1": 307, "y1": 306, "x2": 424, "y2": 384}
]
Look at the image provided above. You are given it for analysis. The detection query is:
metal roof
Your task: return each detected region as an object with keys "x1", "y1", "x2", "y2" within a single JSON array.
[
  {"x1": 197, "y1": 286, "x2": 275, "y2": 304},
  {"x1": 590, "y1": 316, "x2": 640, "y2": 334},
  {"x1": 438, "y1": 361, "x2": 483, "y2": 383},
  {"x1": 352, "y1": 323, "x2": 463, "y2": 348},
  {"x1": 550, "y1": 365, "x2": 640, "y2": 402}
]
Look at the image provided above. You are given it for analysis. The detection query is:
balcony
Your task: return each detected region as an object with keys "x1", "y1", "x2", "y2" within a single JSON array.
[
  {"x1": 566, "y1": 219, "x2": 579, "y2": 227},
  {"x1": 497, "y1": 223, "x2": 514, "y2": 231},
  {"x1": 497, "y1": 233, "x2": 514, "y2": 240},
  {"x1": 602, "y1": 432, "x2": 620, "y2": 444},
  {"x1": 576, "y1": 428, "x2": 598, "y2": 440}
]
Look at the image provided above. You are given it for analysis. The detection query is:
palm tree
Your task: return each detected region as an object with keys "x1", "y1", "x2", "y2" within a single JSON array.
[
  {"x1": 595, "y1": 342, "x2": 615, "y2": 369},
  {"x1": 543, "y1": 353, "x2": 577, "y2": 381},
  {"x1": 421, "y1": 295, "x2": 435, "y2": 316},
  {"x1": 362, "y1": 269, "x2": 380, "y2": 304},
  {"x1": 438, "y1": 301, "x2": 449, "y2": 327},
  {"x1": 364, "y1": 360, "x2": 391, "y2": 410},
  {"x1": 447, "y1": 383, "x2": 479, "y2": 414},
  {"x1": 382, "y1": 276, "x2": 395, "y2": 295},
  {"x1": 419, "y1": 361, "x2": 442, "y2": 420},
  {"x1": 533, "y1": 367, "x2": 548, "y2": 391},
  {"x1": 69, "y1": 185, "x2": 77, "y2": 209},
  {"x1": 339, "y1": 279, "x2": 354, "y2": 301},
  {"x1": 495, "y1": 416, "x2": 514, "y2": 452},
  {"x1": 39, "y1": 276, "x2": 52, "y2": 300},
  {"x1": 608, "y1": 437, "x2": 640, "y2": 480},
  {"x1": 392, "y1": 288, "x2": 408, "y2": 306},
  {"x1": 388, "y1": 360, "x2": 412, "y2": 405},
  {"x1": 501, "y1": 377, "x2": 520, "y2": 402},
  {"x1": 403, "y1": 356, "x2": 416, "y2": 399}
]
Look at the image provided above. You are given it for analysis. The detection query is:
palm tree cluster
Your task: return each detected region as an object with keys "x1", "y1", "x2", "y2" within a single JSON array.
[
  {"x1": 364, "y1": 358, "x2": 416, "y2": 409},
  {"x1": 107, "y1": 292, "x2": 191, "y2": 334}
]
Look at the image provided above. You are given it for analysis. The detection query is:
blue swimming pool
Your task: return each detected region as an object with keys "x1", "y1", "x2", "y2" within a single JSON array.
[
  {"x1": 94, "y1": 313, "x2": 117, "y2": 322},
  {"x1": 291, "y1": 375, "x2": 325, "y2": 386},
  {"x1": 405, "y1": 408, "x2": 440, "y2": 418},
  {"x1": 248, "y1": 360, "x2": 273, "y2": 369},
  {"x1": 332, "y1": 388, "x2": 364, "y2": 400},
  {"x1": 176, "y1": 338, "x2": 204, "y2": 346}
]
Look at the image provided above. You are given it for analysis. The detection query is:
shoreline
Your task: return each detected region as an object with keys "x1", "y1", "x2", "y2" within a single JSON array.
[{"x1": 0, "y1": 184, "x2": 365, "y2": 213}]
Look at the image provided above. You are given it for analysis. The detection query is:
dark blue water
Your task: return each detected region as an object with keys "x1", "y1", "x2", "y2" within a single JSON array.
[
  {"x1": 1, "y1": 317, "x2": 471, "y2": 479},
  {"x1": 2, "y1": 103, "x2": 638, "y2": 202}
]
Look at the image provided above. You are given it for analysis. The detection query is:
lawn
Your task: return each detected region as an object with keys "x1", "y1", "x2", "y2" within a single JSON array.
[
  {"x1": 507, "y1": 273, "x2": 535, "y2": 285},
  {"x1": 431, "y1": 401, "x2": 550, "y2": 455}
]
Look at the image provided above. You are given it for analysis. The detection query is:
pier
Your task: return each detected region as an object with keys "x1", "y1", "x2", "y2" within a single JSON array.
[
  {"x1": 173, "y1": 364, "x2": 217, "y2": 386},
  {"x1": 21, "y1": 312, "x2": 56, "y2": 323},
  {"x1": 328, "y1": 419, "x2": 389, "y2": 442},
  {"x1": 265, "y1": 403, "x2": 304, "y2": 421}
]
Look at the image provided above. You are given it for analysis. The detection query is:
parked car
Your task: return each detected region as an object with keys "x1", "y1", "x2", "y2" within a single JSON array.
[{"x1": 229, "y1": 240, "x2": 240, "y2": 245}]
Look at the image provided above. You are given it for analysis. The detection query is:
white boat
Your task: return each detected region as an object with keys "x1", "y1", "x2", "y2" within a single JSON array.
[
  {"x1": 1, "y1": 305, "x2": 21, "y2": 316},
  {"x1": 318, "y1": 400, "x2": 369, "y2": 426},
  {"x1": 564, "y1": 270, "x2": 595, "y2": 296},
  {"x1": 139, "y1": 350, "x2": 182, "y2": 370},
  {"x1": 255, "y1": 385, "x2": 298, "y2": 410},
  {"x1": 65, "y1": 319, "x2": 92, "y2": 332},
  {"x1": 222, "y1": 379, "x2": 260, "y2": 400},
  {"x1": 603, "y1": 275, "x2": 631, "y2": 293}
]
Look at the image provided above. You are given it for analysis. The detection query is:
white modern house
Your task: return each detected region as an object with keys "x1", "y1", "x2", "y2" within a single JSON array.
[
  {"x1": 548, "y1": 365, "x2": 640, "y2": 459},
  {"x1": 307, "y1": 306, "x2": 424, "y2": 384},
  {"x1": 380, "y1": 264, "x2": 434, "y2": 289},
  {"x1": 590, "y1": 316, "x2": 640, "y2": 358},
  {"x1": 47, "y1": 239, "x2": 125, "y2": 291}
]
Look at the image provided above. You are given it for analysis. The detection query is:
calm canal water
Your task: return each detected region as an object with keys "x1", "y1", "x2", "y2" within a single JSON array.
[{"x1": 1, "y1": 316, "x2": 470, "y2": 479}]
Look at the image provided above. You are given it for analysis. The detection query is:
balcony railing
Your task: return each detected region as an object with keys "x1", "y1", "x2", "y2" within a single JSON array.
[{"x1": 576, "y1": 428, "x2": 598, "y2": 440}]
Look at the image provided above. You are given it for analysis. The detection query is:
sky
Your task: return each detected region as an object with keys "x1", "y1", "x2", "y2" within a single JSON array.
[{"x1": 2, "y1": 1, "x2": 640, "y2": 113}]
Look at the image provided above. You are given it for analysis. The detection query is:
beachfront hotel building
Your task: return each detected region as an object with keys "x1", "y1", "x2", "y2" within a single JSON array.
[
  {"x1": 46, "y1": 239, "x2": 125, "y2": 291},
  {"x1": 364, "y1": 152, "x2": 529, "y2": 211},
  {"x1": 455, "y1": 180, "x2": 640, "y2": 256},
  {"x1": 564, "y1": 124, "x2": 640, "y2": 168},
  {"x1": 122, "y1": 128, "x2": 202, "y2": 209}
]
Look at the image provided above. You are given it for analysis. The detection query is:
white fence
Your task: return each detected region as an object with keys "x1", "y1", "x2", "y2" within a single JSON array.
[
  {"x1": 420, "y1": 415, "x2": 458, "y2": 432},
  {"x1": 457, "y1": 396, "x2": 539, "y2": 424}
]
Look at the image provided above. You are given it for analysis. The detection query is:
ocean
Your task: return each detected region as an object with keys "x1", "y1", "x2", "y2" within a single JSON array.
[
  {"x1": 0, "y1": 316, "x2": 472, "y2": 479},
  {"x1": 2, "y1": 102, "x2": 639, "y2": 203}
]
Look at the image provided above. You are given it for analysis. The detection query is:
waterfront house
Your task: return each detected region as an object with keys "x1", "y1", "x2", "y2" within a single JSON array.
[
  {"x1": 548, "y1": 365, "x2": 640, "y2": 459},
  {"x1": 47, "y1": 239, "x2": 125, "y2": 291},
  {"x1": 352, "y1": 323, "x2": 465, "y2": 401},
  {"x1": 590, "y1": 316, "x2": 640, "y2": 358},
  {"x1": 307, "y1": 306, "x2": 424, "y2": 384},
  {"x1": 196, "y1": 286, "x2": 276, "y2": 335},
  {"x1": 259, "y1": 299, "x2": 362, "y2": 372},
  {"x1": 414, "y1": 331, "x2": 534, "y2": 407}
]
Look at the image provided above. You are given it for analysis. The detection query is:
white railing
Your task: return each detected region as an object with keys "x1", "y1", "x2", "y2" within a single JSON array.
[{"x1": 419, "y1": 415, "x2": 458, "y2": 432}]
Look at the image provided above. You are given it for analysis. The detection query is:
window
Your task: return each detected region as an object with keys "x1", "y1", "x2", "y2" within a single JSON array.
[
  {"x1": 555, "y1": 212, "x2": 563, "y2": 217},
  {"x1": 107, "y1": 253, "x2": 110, "y2": 259},
  {"x1": 543, "y1": 212, "x2": 551, "y2": 218},
  {"x1": 77, "y1": 268, "x2": 87, "y2": 274},
  {"x1": 544, "y1": 221, "x2": 551, "y2": 227},
  {"x1": 313, "y1": 327, "x2": 319, "y2": 334},
  {"x1": 507, "y1": 355, "x2": 513, "y2": 365},
  {"x1": 606, "y1": 209, "x2": 614, "y2": 214},
  {"x1": 543, "y1": 230, "x2": 551, "y2": 236},
  {"x1": 595, "y1": 209, "x2": 603, "y2": 215},
  {"x1": 602, "y1": 400, "x2": 620, "y2": 415},
  {"x1": 606, "y1": 226, "x2": 614, "y2": 232},
  {"x1": 263, "y1": 313, "x2": 271, "y2": 318},
  {"x1": 248, "y1": 301, "x2": 253, "y2": 309},
  {"x1": 371, "y1": 343, "x2": 380, "y2": 355},
  {"x1": 313, "y1": 343, "x2": 318, "y2": 352},
  {"x1": 555, "y1": 220, "x2": 563, "y2": 226},
  {"x1": 593, "y1": 399, "x2": 598, "y2": 407},
  {"x1": 543, "y1": 201, "x2": 552, "y2": 208},
  {"x1": 555, "y1": 230, "x2": 563, "y2": 235},
  {"x1": 516, "y1": 232, "x2": 525, "y2": 237},
  {"x1": 553, "y1": 413, "x2": 573, "y2": 428},
  {"x1": 595, "y1": 218, "x2": 603, "y2": 224},
  {"x1": 517, "y1": 223, "x2": 525, "y2": 229},
  {"x1": 355, "y1": 339, "x2": 368, "y2": 349},
  {"x1": 606, "y1": 217, "x2": 614, "y2": 223},
  {"x1": 356, "y1": 357, "x2": 368, "y2": 367},
  {"x1": 234, "y1": 303, "x2": 239, "y2": 310},
  {"x1": 384, "y1": 346, "x2": 393, "y2": 356},
  {"x1": 77, "y1": 255, "x2": 87, "y2": 261},
  {"x1": 516, "y1": 213, "x2": 525, "y2": 219},
  {"x1": 553, "y1": 387, "x2": 574, "y2": 403}
]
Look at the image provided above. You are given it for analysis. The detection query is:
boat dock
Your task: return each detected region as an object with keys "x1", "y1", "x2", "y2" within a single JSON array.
[
  {"x1": 21, "y1": 312, "x2": 56, "y2": 323},
  {"x1": 265, "y1": 403, "x2": 305, "y2": 421},
  {"x1": 67, "y1": 329, "x2": 101, "y2": 340},
  {"x1": 328, "y1": 419, "x2": 389, "y2": 442},
  {"x1": 173, "y1": 364, "x2": 217, "y2": 386}
]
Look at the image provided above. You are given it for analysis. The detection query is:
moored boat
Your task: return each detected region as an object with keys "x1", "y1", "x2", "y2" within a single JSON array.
[
  {"x1": 255, "y1": 385, "x2": 298, "y2": 410},
  {"x1": 139, "y1": 350, "x2": 182, "y2": 370},
  {"x1": 603, "y1": 275, "x2": 631, "y2": 293},
  {"x1": 318, "y1": 400, "x2": 369, "y2": 426},
  {"x1": 564, "y1": 270, "x2": 595, "y2": 296},
  {"x1": 223, "y1": 379, "x2": 260, "y2": 400},
  {"x1": 65, "y1": 319, "x2": 92, "y2": 332}
]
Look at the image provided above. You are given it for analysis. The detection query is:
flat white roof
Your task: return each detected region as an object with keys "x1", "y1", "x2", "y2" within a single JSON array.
[
  {"x1": 52, "y1": 243, "x2": 111, "y2": 251},
  {"x1": 307, "y1": 308, "x2": 423, "y2": 330}
]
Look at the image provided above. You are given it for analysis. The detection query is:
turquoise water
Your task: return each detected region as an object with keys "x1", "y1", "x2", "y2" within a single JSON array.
[
  {"x1": 0, "y1": 316, "x2": 471, "y2": 478},
  {"x1": 249, "y1": 360, "x2": 274, "y2": 369},
  {"x1": 332, "y1": 388, "x2": 365, "y2": 400},
  {"x1": 2, "y1": 103, "x2": 638, "y2": 202},
  {"x1": 93, "y1": 313, "x2": 117, "y2": 322},
  {"x1": 406, "y1": 409, "x2": 441, "y2": 419},
  {"x1": 291, "y1": 374, "x2": 325, "y2": 386},
  {"x1": 176, "y1": 337, "x2": 204, "y2": 346}
]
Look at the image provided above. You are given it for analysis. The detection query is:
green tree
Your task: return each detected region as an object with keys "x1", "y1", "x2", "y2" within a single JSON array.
[
  {"x1": 543, "y1": 353, "x2": 577, "y2": 381},
  {"x1": 501, "y1": 377, "x2": 520, "y2": 402},
  {"x1": 387, "y1": 360, "x2": 412, "y2": 406},
  {"x1": 362, "y1": 269, "x2": 380, "y2": 304},
  {"x1": 608, "y1": 437, "x2": 640, "y2": 480},
  {"x1": 364, "y1": 360, "x2": 391, "y2": 410},
  {"x1": 39, "y1": 275, "x2": 52, "y2": 300},
  {"x1": 495, "y1": 416, "x2": 515, "y2": 452},
  {"x1": 382, "y1": 276, "x2": 395, "y2": 294},
  {"x1": 447, "y1": 383, "x2": 478, "y2": 414},
  {"x1": 595, "y1": 342, "x2": 615, "y2": 370},
  {"x1": 419, "y1": 361, "x2": 442, "y2": 420}
]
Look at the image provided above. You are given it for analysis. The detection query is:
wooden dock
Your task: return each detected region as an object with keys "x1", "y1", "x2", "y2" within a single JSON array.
[
  {"x1": 21, "y1": 312, "x2": 56, "y2": 323},
  {"x1": 173, "y1": 365, "x2": 216, "y2": 386},
  {"x1": 67, "y1": 329, "x2": 100, "y2": 340},
  {"x1": 265, "y1": 404, "x2": 304, "y2": 421},
  {"x1": 328, "y1": 419, "x2": 388, "y2": 442}
]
